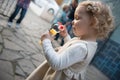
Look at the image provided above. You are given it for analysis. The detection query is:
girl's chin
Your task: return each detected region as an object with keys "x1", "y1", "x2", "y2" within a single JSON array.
[
  {"x1": 73, "y1": 31, "x2": 77, "y2": 36},
  {"x1": 73, "y1": 30, "x2": 79, "y2": 36}
]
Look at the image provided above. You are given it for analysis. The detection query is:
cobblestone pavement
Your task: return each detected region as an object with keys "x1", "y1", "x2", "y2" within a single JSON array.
[
  {"x1": 0, "y1": 8, "x2": 53, "y2": 80},
  {"x1": 0, "y1": 8, "x2": 109, "y2": 80}
]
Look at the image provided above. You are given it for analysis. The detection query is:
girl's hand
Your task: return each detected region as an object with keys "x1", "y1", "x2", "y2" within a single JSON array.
[
  {"x1": 59, "y1": 25, "x2": 68, "y2": 38},
  {"x1": 41, "y1": 31, "x2": 52, "y2": 41}
]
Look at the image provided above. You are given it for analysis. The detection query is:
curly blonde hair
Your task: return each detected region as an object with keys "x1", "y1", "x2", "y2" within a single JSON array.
[{"x1": 79, "y1": 1, "x2": 114, "y2": 39}]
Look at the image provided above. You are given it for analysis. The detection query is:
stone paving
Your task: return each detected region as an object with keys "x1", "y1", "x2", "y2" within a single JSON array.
[
  {"x1": 0, "y1": 8, "x2": 51, "y2": 80},
  {"x1": 0, "y1": 0, "x2": 17, "y2": 17},
  {"x1": 0, "y1": 7, "x2": 109, "y2": 80}
]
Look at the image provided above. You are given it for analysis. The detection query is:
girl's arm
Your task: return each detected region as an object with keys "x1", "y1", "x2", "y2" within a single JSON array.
[{"x1": 42, "y1": 39, "x2": 87, "y2": 70}]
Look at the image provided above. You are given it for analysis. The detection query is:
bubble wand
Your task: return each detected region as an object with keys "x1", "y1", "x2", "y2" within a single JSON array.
[{"x1": 39, "y1": 22, "x2": 65, "y2": 44}]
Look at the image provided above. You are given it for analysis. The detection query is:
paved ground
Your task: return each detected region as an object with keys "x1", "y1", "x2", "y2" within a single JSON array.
[
  {"x1": 0, "y1": 8, "x2": 109, "y2": 80},
  {"x1": 0, "y1": 8, "x2": 52, "y2": 80}
]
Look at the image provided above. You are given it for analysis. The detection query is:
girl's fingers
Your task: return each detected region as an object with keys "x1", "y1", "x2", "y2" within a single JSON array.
[{"x1": 59, "y1": 25, "x2": 68, "y2": 37}]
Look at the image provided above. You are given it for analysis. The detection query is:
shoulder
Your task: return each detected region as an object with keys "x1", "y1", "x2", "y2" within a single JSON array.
[
  {"x1": 73, "y1": 42, "x2": 87, "y2": 48},
  {"x1": 67, "y1": 38, "x2": 97, "y2": 53},
  {"x1": 68, "y1": 42, "x2": 88, "y2": 54}
]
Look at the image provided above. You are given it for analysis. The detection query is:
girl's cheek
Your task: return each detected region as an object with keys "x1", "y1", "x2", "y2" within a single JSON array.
[{"x1": 75, "y1": 22, "x2": 80, "y2": 28}]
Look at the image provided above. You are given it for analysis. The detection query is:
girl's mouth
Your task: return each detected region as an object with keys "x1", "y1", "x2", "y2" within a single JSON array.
[{"x1": 73, "y1": 27, "x2": 76, "y2": 32}]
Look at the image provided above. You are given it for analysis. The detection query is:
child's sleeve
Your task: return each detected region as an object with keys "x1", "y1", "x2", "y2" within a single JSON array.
[
  {"x1": 42, "y1": 39, "x2": 87, "y2": 70},
  {"x1": 64, "y1": 34, "x2": 71, "y2": 43}
]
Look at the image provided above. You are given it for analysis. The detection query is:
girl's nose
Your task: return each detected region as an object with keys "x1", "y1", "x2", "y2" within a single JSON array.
[{"x1": 72, "y1": 20, "x2": 74, "y2": 25}]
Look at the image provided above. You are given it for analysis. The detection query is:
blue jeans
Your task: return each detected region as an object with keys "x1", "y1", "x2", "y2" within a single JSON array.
[
  {"x1": 67, "y1": 23, "x2": 75, "y2": 38},
  {"x1": 67, "y1": 24, "x2": 72, "y2": 34},
  {"x1": 9, "y1": 5, "x2": 27, "y2": 24}
]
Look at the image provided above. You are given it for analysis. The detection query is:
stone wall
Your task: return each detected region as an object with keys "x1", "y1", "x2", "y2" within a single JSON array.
[{"x1": 0, "y1": 0, "x2": 17, "y2": 17}]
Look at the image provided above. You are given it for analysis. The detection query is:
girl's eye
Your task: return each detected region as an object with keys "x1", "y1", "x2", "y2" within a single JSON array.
[
  {"x1": 75, "y1": 16, "x2": 81, "y2": 20},
  {"x1": 75, "y1": 16, "x2": 79, "y2": 20}
]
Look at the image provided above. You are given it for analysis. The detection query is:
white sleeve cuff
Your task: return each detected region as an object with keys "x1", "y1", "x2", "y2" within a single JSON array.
[
  {"x1": 42, "y1": 39, "x2": 51, "y2": 45},
  {"x1": 64, "y1": 34, "x2": 71, "y2": 43}
]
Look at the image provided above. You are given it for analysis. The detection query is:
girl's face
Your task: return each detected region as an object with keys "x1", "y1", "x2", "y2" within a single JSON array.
[{"x1": 72, "y1": 5, "x2": 92, "y2": 37}]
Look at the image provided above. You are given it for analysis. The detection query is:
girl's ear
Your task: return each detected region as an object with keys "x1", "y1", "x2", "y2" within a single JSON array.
[{"x1": 90, "y1": 16, "x2": 98, "y2": 29}]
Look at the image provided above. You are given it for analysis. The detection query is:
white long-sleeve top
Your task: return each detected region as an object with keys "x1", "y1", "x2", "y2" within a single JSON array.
[{"x1": 42, "y1": 35, "x2": 97, "y2": 79}]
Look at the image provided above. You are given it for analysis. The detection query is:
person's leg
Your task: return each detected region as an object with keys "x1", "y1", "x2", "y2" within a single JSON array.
[
  {"x1": 66, "y1": 23, "x2": 75, "y2": 38},
  {"x1": 54, "y1": 33, "x2": 60, "y2": 40},
  {"x1": 8, "y1": 5, "x2": 21, "y2": 22},
  {"x1": 60, "y1": 38, "x2": 64, "y2": 46},
  {"x1": 67, "y1": 24, "x2": 72, "y2": 34},
  {"x1": 16, "y1": 8, "x2": 27, "y2": 24}
]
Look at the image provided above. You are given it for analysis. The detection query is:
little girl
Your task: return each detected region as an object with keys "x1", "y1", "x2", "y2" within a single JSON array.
[{"x1": 26, "y1": 1, "x2": 114, "y2": 80}]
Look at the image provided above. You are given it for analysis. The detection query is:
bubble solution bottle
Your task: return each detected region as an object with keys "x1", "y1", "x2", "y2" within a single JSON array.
[{"x1": 39, "y1": 22, "x2": 65, "y2": 44}]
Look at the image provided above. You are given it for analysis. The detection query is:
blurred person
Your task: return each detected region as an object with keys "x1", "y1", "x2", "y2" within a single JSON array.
[
  {"x1": 65, "y1": 0, "x2": 78, "y2": 38},
  {"x1": 53, "y1": 4, "x2": 70, "y2": 46},
  {"x1": 53, "y1": 4, "x2": 69, "y2": 25},
  {"x1": 8, "y1": 0, "x2": 31, "y2": 28},
  {"x1": 53, "y1": 0, "x2": 78, "y2": 45},
  {"x1": 57, "y1": 0, "x2": 78, "y2": 45},
  {"x1": 68, "y1": 0, "x2": 78, "y2": 21}
]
